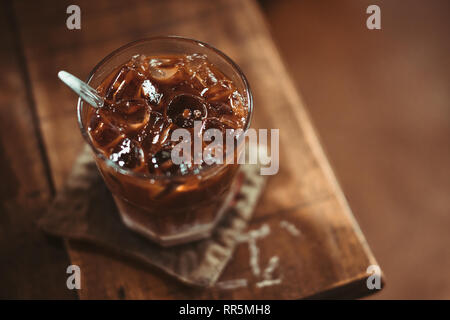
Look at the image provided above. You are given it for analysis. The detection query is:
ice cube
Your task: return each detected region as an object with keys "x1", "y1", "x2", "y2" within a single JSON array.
[
  {"x1": 202, "y1": 80, "x2": 234, "y2": 102},
  {"x1": 229, "y1": 90, "x2": 246, "y2": 116},
  {"x1": 88, "y1": 114, "x2": 125, "y2": 149},
  {"x1": 207, "y1": 101, "x2": 233, "y2": 117},
  {"x1": 141, "y1": 79, "x2": 163, "y2": 106},
  {"x1": 149, "y1": 57, "x2": 181, "y2": 68},
  {"x1": 184, "y1": 54, "x2": 220, "y2": 91},
  {"x1": 148, "y1": 57, "x2": 183, "y2": 84},
  {"x1": 138, "y1": 111, "x2": 174, "y2": 154},
  {"x1": 219, "y1": 114, "x2": 240, "y2": 130},
  {"x1": 106, "y1": 99, "x2": 150, "y2": 132},
  {"x1": 104, "y1": 66, "x2": 145, "y2": 101},
  {"x1": 193, "y1": 65, "x2": 218, "y2": 89},
  {"x1": 128, "y1": 54, "x2": 149, "y2": 76},
  {"x1": 147, "y1": 147, "x2": 177, "y2": 176},
  {"x1": 203, "y1": 117, "x2": 234, "y2": 131},
  {"x1": 167, "y1": 94, "x2": 207, "y2": 128},
  {"x1": 109, "y1": 138, "x2": 144, "y2": 169}
]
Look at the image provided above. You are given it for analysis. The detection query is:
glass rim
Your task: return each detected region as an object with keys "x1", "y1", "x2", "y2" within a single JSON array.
[{"x1": 77, "y1": 35, "x2": 253, "y2": 181}]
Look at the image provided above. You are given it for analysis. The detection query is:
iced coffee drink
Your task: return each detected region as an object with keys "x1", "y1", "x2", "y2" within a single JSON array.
[{"x1": 77, "y1": 37, "x2": 252, "y2": 246}]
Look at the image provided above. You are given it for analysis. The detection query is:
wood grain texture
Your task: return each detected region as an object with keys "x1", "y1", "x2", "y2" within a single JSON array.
[
  {"x1": 12, "y1": 0, "x2": 381, "y2": 298},
  {"x1": 264, "y1": 0, "x2": 450, "y2": 299},
  {"x1": 0, "y1": 0, "x2": 76, "y2": 299}
]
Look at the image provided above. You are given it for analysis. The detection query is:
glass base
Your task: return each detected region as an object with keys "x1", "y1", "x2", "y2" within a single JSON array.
[{"x1": 114, "y1": 183, "x2": 238, "y2": 247}]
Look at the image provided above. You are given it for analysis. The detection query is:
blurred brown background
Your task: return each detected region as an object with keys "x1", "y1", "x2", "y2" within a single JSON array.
[{"x1": 260, "y1": 0, "x2": 450, "y2": 299}]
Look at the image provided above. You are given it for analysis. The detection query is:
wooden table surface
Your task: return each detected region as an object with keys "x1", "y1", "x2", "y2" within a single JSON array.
[{"x1": 0, "y1": 0, "x2": 382, "y2": 299}]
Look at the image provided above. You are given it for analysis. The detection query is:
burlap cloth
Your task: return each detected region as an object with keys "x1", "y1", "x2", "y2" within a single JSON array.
[{"x1": 39, "y1": 146, "x2": 265, "y2": 287}]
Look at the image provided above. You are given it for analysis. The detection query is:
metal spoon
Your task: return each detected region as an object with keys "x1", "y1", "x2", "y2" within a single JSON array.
[{"x1": 58, "y1": 70, "x2": 104, "y2": 108}]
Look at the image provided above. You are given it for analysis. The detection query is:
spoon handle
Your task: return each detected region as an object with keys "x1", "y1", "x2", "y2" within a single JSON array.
[{"x1": 58, "y1": 70, "x2": 104, "y2": 108}]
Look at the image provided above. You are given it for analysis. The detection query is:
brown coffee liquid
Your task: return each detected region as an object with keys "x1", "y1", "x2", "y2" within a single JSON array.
[
  {"x1": 87, "y1": 53, "x2": 248, "y2": 176},
  {"x1": 85, "y1": 53, "x2": 248, "y2": 245}
]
